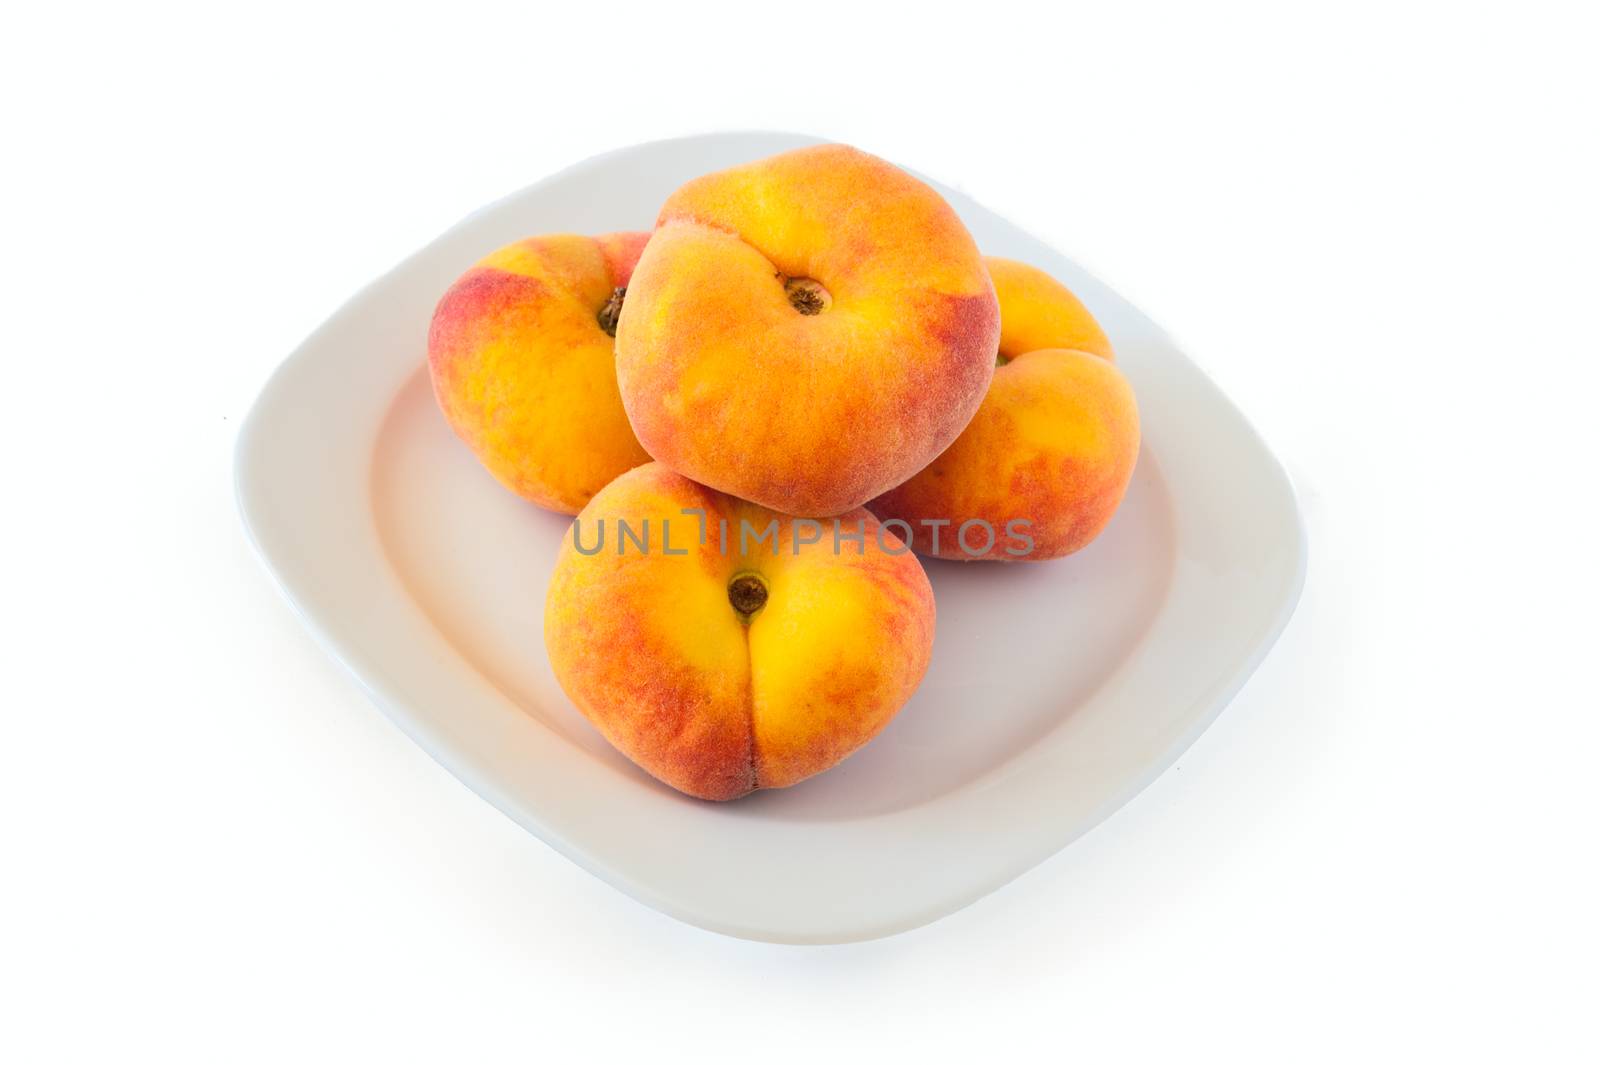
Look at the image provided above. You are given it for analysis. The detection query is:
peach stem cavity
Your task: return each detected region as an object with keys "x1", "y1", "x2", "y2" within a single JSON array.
[
  {"x1": 597, "y1": 287, "x2": 627, "y2": 336},
  {"x1": 727, "y1": 572, "x2": 769, "y2": 620},
  {"x1": 783, "y1": 277, "x2": 831, "y2": 315}
]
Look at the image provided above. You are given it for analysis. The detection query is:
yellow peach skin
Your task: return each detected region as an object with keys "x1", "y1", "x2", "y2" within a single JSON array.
[
  {"x1": 428, "y1": 232, "x2": 652, "y2": 514},
  {"x1": 869, "y1": 258, "x2": 1140, "y2": 561},
  {"x1": 614, "y1": 144, "x2": 999, "y2": 517},
  {"x1": 545, "y1": 462, "x2": 935, "y2": 800}
]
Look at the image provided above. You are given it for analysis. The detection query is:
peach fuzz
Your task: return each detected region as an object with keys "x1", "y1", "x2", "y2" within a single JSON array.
[
  {"x1": 544, "y1": 462, "x2": 935, "y2": 801},
  {"x1": 428, "y1": 231, "x2": 651, "y2": 514},
  {"x1": 613, "y1": 144, "x2": 999, "y2": 517},
  {"x1": 869, "y1": 258, "x2": 1140, "y2": 561}
]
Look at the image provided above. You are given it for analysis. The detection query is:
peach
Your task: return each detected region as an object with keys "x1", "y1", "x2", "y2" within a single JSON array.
[
  {"x1": 869, "y1": 258, "x2": 1140, "y2": 561},
  {"x1": 428, "y1": 232, "x2": 652, "y2": 514},
  {"x1": 544, "y1": 462, "x2": 935, "y2": 800},
  {"x1": 614, "y1": 144, "x2": 999, "y2": 517}
]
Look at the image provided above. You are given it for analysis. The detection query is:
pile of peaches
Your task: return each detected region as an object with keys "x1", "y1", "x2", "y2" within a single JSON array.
[{"x1": 429, "y1": 145, "x2": 1139, "y2": 800}]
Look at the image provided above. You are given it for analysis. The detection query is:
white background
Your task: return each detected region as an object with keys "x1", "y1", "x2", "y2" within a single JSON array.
[{"x1": 4, "y1": 2, "x2": 1596, "y2": 1060}]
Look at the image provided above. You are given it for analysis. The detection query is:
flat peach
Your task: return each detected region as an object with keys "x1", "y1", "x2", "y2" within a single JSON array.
[
  {"x1": 545, "y1": 462, "x2": 935, "y2": 800},
  {"x1": 869, "y1": 258, "x2": 1140, "y2": 561},
  {"x1": 428, "y1": 232, "x2": 651, "y2": 513},
  {"x1": 614, "y1": 144, "x2": 999, "y2": 517}
]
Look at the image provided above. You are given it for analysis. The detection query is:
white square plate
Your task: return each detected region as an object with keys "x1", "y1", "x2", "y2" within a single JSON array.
[{"x1": 236, "y1": 132, "x2": 1305, "y2": 944}]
